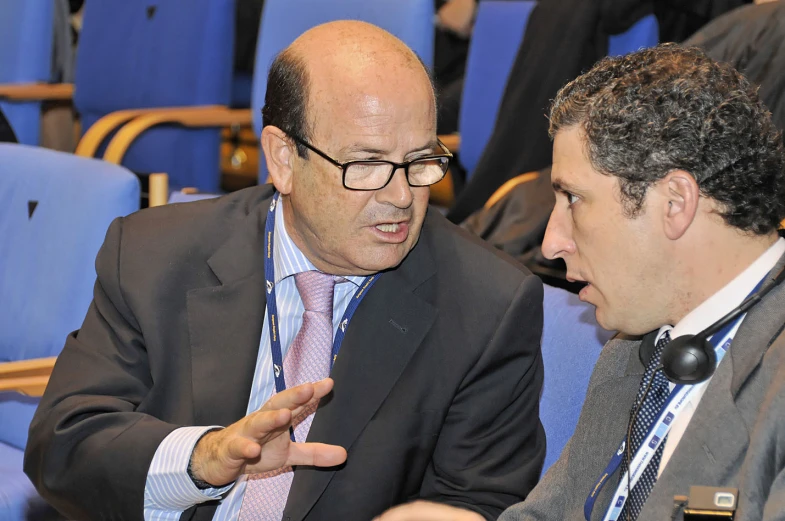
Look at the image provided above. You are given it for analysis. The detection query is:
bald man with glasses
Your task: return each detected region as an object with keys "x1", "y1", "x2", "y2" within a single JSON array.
[{"x1": 26, "y1": 21, "x2": 546, "y2": 521}]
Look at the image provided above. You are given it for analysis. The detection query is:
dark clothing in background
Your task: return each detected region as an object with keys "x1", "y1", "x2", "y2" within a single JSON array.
[
  {"x1": 234, "y1": 0, "x2": 265, "y2": 75},
  {"x1": 656, "y1": 0, "x2": 750, "y2": 42},
  {"x1": 434, "y1": 0, "x2": 474, "y2": 134},
  {"x1": 0, "y1": 108, "x2": 18, "y2": 143},
  {"x1": 685, "y1": 1, "x2": 785, "y2": 139},
  {"x1": 461, "y1": 167, "x2": 554, "y2": 266},
  {"x1": 447, "y1": 0, "x2": 653, "y2": 224}
]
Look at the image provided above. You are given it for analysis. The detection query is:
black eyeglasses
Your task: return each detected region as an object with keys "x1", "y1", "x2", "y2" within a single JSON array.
[{"x1": 287, "y1": 133, "x2": 453, "y2": 191}]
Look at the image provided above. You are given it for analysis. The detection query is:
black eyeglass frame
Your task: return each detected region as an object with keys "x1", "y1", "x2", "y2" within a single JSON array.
[{"x1": 287, "y1": 133, "x2": 453, "y2": 191}]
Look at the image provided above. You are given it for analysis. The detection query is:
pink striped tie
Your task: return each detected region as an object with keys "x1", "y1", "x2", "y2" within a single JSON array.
[{"x1": 238, "y1": 271, "x2": 336, "y2": 521}]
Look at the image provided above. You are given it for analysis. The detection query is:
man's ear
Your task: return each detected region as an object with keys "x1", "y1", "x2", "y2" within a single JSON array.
[
  {"x1": 261, "y1": 125, "x2": 295, "y2": 194},
  {"x1": 660, "y1": 170, "x2": 700, "y2": 240}
]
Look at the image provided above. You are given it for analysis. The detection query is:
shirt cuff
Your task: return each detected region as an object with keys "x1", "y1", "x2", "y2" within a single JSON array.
[{"x1": 144, "y1": 426, "x2": 234, "y2": 514}]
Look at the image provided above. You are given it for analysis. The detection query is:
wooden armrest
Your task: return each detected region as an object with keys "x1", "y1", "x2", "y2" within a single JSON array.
[
  {"x1": 0, "y1": 357, "x2": 57, "y2": 396},
  {"x1": 149, "y1": 173, "x2": 169, "y2": 207},
  {"x1": 0, "y1": 376, "x2": 50, "y2": 396},
  {"x1": 438, "y1": 133, "x2": 460, "y2": 153},
  {"x1": 0, "y1": 357, "x2": 57, "y2": 378},
  {"x1": 0, "y1": 83, "x2": 74, "y2": 101},
  {"x1": 483, "y1": 171, "x2": 540, "y2": 209},
  {"x1": 75, "y1": 105, "x2": 235, "y2": 159},
  {"x1": 103, "y1": 107, "x2": 253, "y2": 165}
]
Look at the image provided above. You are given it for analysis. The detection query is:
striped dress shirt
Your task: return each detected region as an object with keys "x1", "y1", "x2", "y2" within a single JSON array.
[{"x1": 143, "y1": 200, "x2": 365, "y2": 521}]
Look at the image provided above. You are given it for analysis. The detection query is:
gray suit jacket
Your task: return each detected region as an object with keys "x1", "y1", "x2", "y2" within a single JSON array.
[{"x1": 502, "y1": 253, "x2": 785, "y2": 521}]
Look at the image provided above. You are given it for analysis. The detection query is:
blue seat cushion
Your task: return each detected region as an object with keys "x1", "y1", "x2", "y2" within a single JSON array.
[{"x1": 0, "y1": 441, "x2": 59, "y2": 521}]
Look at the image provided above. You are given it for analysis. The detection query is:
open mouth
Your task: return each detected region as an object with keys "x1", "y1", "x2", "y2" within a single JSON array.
[
  {"x1": 370, "y1": 221, "x2": 410, "y2": 243},
  {"x1": 375, "y1": 223, "x2": 401, "y2": 233}
]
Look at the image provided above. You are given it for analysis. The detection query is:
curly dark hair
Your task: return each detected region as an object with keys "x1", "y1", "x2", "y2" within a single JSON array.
[{"x1": 549, "y1": 43, "x2": 785, "y2": 235}]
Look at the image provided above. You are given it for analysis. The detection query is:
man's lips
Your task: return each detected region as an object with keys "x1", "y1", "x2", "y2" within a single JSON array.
[{"x1": 368, "y1": 220, "x2": 410, "y2": 243}]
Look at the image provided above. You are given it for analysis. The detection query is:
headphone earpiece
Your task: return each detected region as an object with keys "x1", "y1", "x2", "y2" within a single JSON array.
[{"x1": 661, "y1": 334, "x2": 717, "y2": 384}]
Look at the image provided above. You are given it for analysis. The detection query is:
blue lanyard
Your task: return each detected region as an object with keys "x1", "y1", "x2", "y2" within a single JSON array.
[
  {"x1": 263, "y1": 193, "x2": 380, "y2": 439},
  {"x1": 583, "y1": 278, "x2": 766, "y2": 521}
]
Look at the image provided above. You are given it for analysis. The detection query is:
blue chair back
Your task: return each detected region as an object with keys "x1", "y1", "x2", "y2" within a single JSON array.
[
  {"x1": 608, "y1": 14, "x2": 659, "y2": 57},
  {"x1": 74, "y1": 0, "x2": 235, "y2": 191},
  {"x1": 252, "y1": 0, "x2": 434, "y2": 183},
  {"x1": 539, "y1": 284, "x2": 615, "y2": 476},
  {"x1": 0, "y1": 144, "x2": 140, "y2": 451},
  {"x1": 169, "y1": 190, "x2": 221, "y2": 204},
  {"x1": 0, "y1": 2, "x2": 55, "y2": 146},
  {"x1": 459, "y1": 1, "x2": 535, "y2": 178}
]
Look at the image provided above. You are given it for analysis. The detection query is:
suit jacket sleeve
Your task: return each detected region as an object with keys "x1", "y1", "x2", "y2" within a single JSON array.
[
  {"x1": 418, "y1": 275, "x2": 546, "y2": 520},
  {"x1": 24, "y1": 217, "x2": 181, "y2": 521},
  {"x1": 498, "y1": 437, "x2": 572, "y2": 521}
]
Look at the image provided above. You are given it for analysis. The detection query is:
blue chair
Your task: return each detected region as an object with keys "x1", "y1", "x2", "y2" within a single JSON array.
[
  {"x1": 0, "y1": 144, "x2": 140, "y2": 520},
  {"x1": 608, "y1": 14, "x2": 659, "y2": 57},
  {"x1": 452, "y1": 1, "x2": 536, "y2": 178},
  {"x1": 539, "y1": 284, "x2": 615, "y2": 476},
  {"x1": 450, "y1": 6, "x2": 659, "y2": 182},
  {"x1": 73, "y1": 0, "x2": 239, "y2": 192},
  {"x1": 0, "y1": 2, "x2": 56, "y2": 146},
  {"x1": 252, "y1": 0, "x2": 435, "y2": 183}
]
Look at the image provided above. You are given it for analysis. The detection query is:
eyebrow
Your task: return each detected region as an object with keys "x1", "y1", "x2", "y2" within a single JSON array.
[
  {"x1": 340, "y1": 140, "x2": 439, "y2": 160},
  {"x1": 552, "y1": 179, "x2": 579, "y2": 194},
  {"x1": 551, "y1": 179, "x2": 586, "y2": 197}
]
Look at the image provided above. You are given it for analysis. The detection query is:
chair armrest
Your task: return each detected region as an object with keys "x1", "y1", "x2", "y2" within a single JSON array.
[
  {"x1": 149, "y1": 173, "x2": 169, "y2": 207},
  {"x1": 0, "y1": 357, "x2": 57, "y2": 396},
  {"x1": 74, "y1": 105, "x2": 234, "y2": 159},
  {"x1": 0, "y1": 376, "x2": 49, "y2": 396},
  {"x1": 0, "y1": 83, "x2": 74, "y2": 101},
  {"x1": 483, "y1": 171, "x2": 539, "y2": 209},
  {"x1": 102, "y1": 107, "x2": 253, "y2": 165},
  {"x1": 438, "y1": 133, "x2": 460, "y2": 153}
]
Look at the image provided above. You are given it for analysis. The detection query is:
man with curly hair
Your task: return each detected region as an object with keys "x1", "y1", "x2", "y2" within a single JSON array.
[{"x1": 496, "y1": 44, "x2": 785, "y2": 521}]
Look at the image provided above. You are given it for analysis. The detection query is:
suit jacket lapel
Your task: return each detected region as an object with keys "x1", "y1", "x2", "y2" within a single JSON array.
[
  {"x1": 642, "y1": 252, "x2": 785, "y2": 519},
  {"x1": 283, "y1": 233, "x2": 438, "y2": 521},
  {"x1": 188, "y1": 200, "x2": 271, "y2": 427}
]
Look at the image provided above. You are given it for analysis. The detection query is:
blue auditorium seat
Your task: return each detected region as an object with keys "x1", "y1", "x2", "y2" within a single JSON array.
[
  {"x1": 252, "y1": 0, "x2": 435, "y2": 183},
  {"x1": 608, "y1": 14, "x2": 659, "y2": 57},
  {"x1": 455, "y1": 5, "x2": 658, "y2": 182},
  {"x1": 74, "y1": 0, "x2": 235, "y2": 192},
  {"x1": 457, "y1": 1, "x2": 536, "y2": 178},
  {"x1": 0, "y1": 2, "x2": 55, "y2": 146},
  {"x1": 540, "y1": 284, "x2": 615, "y2": 475},
  {"x1": 0, "y1": 144, "x2": 140, "y2": 520}
]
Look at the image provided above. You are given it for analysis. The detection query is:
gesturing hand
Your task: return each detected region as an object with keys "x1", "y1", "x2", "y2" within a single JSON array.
[{"x1": 189, "y1": 378, "x2": 347, "y2": 487}]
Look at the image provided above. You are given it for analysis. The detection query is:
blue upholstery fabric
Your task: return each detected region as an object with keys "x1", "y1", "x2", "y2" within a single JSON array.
[
  {"x1": 74, "y1": 0, "x2": 235, "y2": 191},
  {"x1": 0, "y1": 2, "x2": 55, "y2": 146},
  {"x1": 0, "y1": 144, "x2": 139, "y2": 453},
  {"x1": 540, "y1": 284, "x2": 615, "y2": 476},
  {"x1": 608, "y1": 14, "x2": 659, "y2": 57},
  {"x1": 231, "y1": 73, "x2": 254, "y2": 108},
  {"x1": 168, "y1": 190, "x2": 222, "y2": 204},
  {"x1": 458, "y1": 1, "x2": 535, "y2": 178},
  {"x1": 0, "y1": 441, "x2": 56, "y2": 521},
  {"x1": 252, "y1": 0, "x2": 435, "y2": 183}
]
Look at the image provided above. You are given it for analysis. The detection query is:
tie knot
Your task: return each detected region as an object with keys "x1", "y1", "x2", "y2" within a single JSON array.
[{"x1": 294, "y1": 271, "x2": 336, "y2": 314}]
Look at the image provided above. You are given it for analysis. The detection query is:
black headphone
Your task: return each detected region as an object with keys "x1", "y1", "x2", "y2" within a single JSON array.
[{"x1": 661, "y1": 263, "x2": 785, "y2": 385}]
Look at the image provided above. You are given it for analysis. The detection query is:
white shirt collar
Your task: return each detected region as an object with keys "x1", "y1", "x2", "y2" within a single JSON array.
[{"x1": 657, "y1": 237, "x2": 785, "y2": 343}]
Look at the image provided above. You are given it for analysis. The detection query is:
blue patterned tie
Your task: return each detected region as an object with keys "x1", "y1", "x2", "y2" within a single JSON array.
[{"x1": 618, "y1": 330, "x2": 672, "y2": 520}]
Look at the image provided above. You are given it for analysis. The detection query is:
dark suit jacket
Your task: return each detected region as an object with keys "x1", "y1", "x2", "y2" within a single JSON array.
[
  {"x1": 501, "y1": 253, "x2": 785, "y2": 521},
  {"x1": 25, "y1": 185, "x2": 545, "y2": 521}
]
